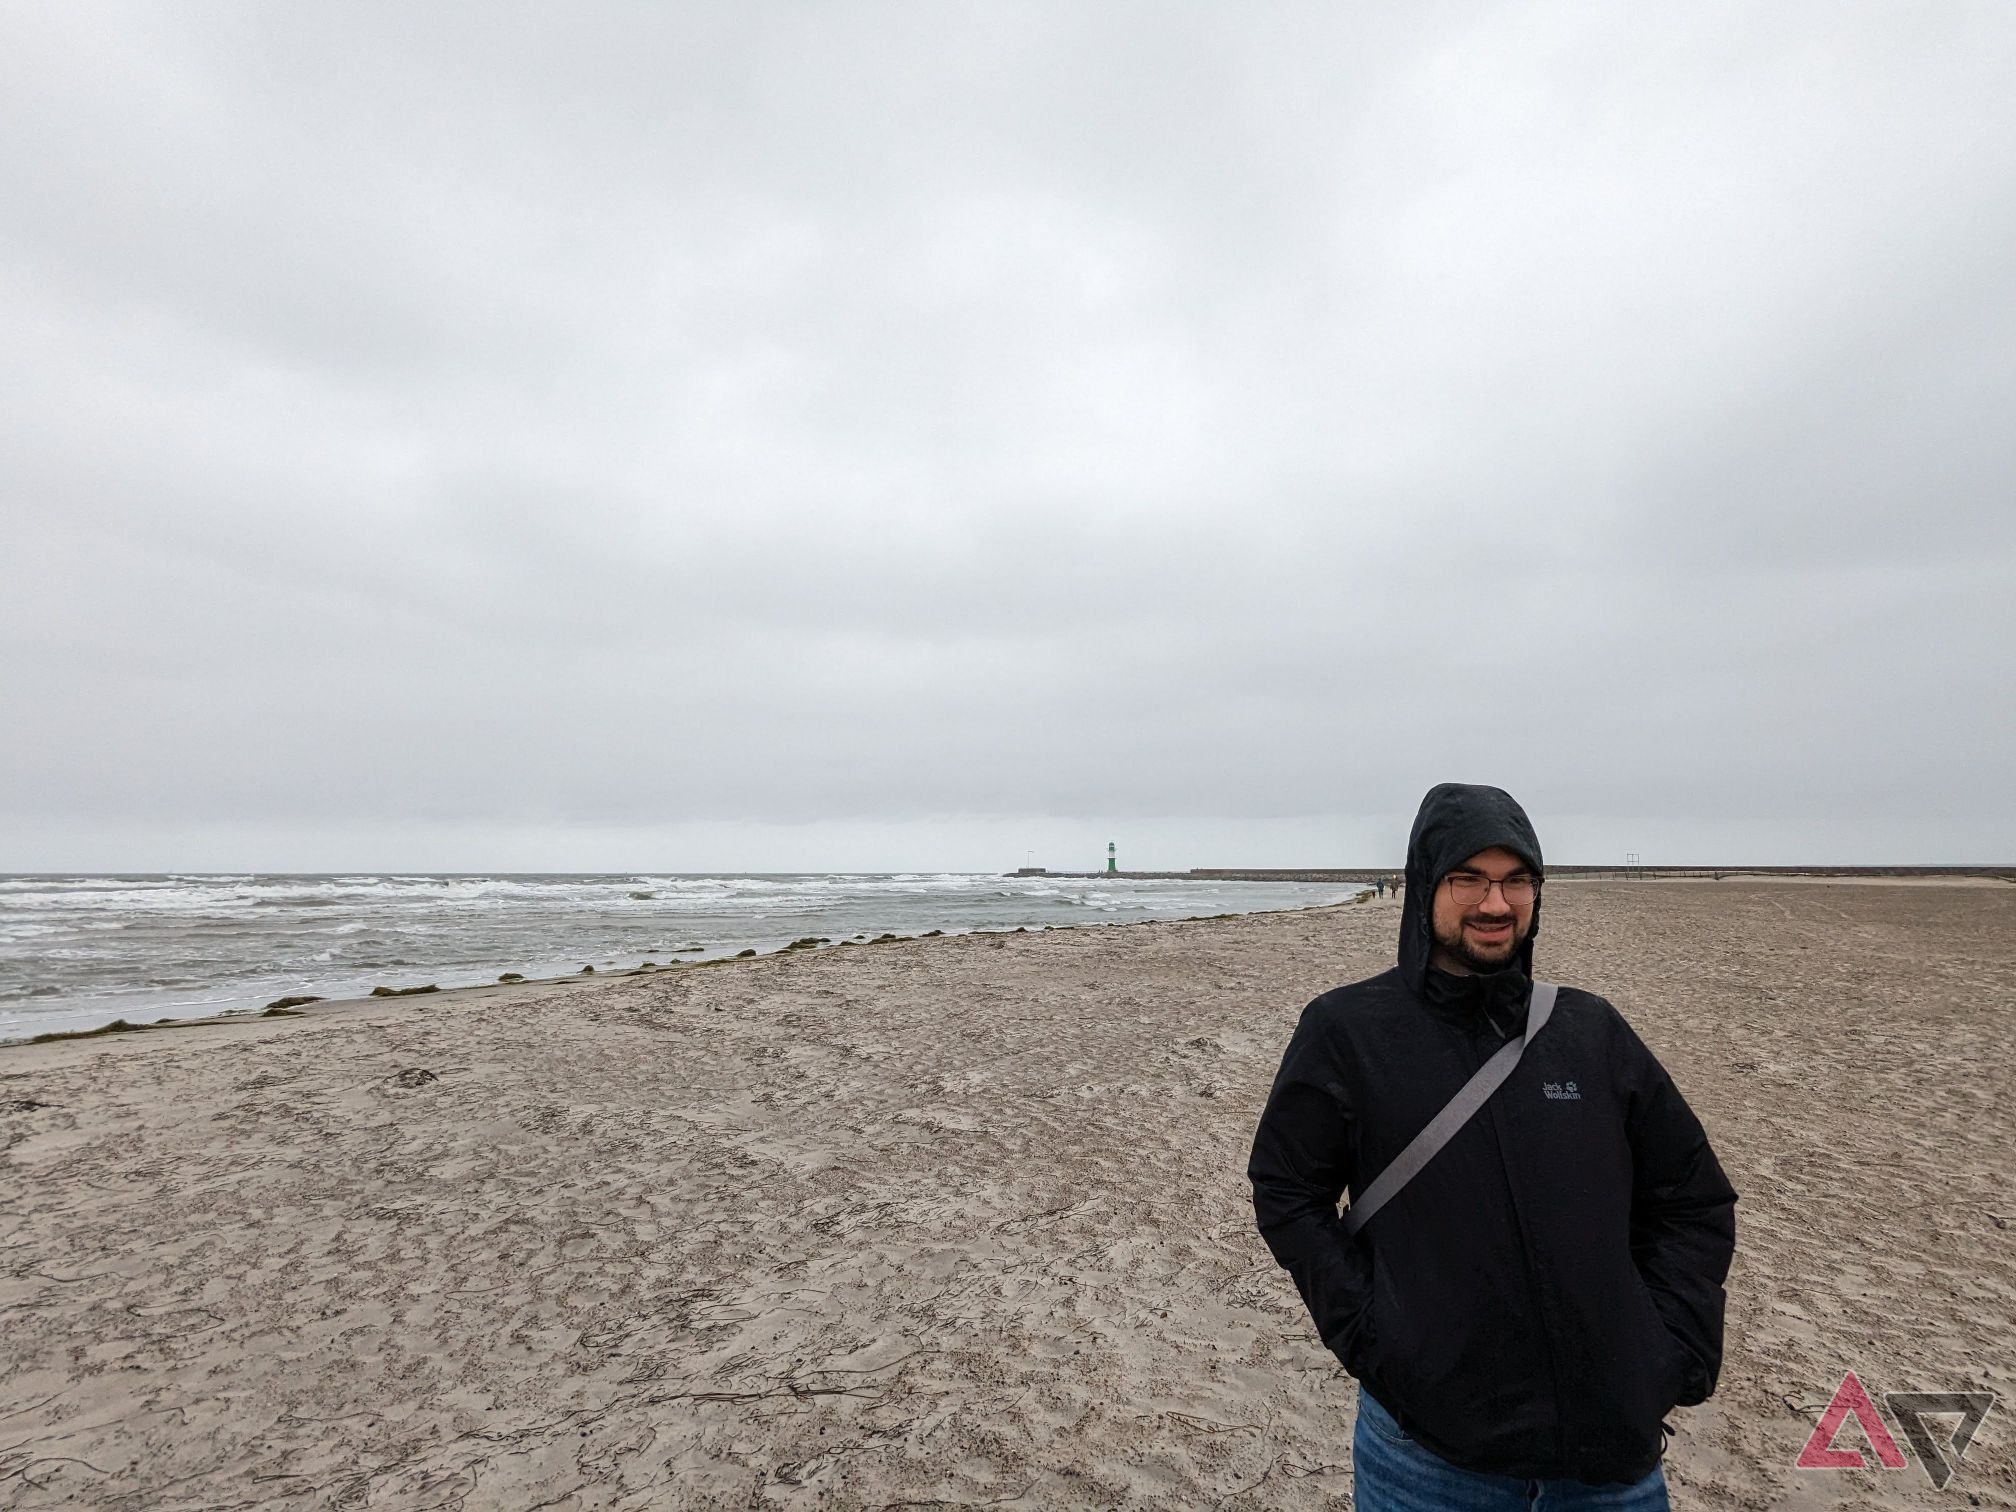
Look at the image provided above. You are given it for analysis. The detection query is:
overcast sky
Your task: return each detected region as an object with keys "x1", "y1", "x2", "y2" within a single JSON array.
[{"x1": 3, "y1": 2, "x2": 2012, "y2": 872}]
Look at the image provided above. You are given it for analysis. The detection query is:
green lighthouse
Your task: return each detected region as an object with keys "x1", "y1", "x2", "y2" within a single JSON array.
[{"x1": 1107, "y1": 841, "x2": 1117, "y2": 874}]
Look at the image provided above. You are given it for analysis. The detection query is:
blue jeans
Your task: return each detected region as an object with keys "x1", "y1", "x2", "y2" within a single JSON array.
[{"x1": 1354, "y1": 1392, "x2": 1670, "y2": 1510}]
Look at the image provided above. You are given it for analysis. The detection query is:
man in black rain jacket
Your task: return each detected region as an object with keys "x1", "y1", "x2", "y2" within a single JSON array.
[{"x1": 1248, "y1": 784, "x2": 1737, "y2": 1496}]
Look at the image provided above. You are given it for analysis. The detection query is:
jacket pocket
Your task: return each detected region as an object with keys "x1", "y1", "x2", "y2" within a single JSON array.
[
  {"x1": 1630, "y1": 1275, "x2": 1690, "y2": 1413},
  {"x1": 1352, "y1": 1245, "x2": 1415, "y2": 1409},
  {"x1": 1559, "y1": 1272, "x2": 1682, "y2": 1476}
]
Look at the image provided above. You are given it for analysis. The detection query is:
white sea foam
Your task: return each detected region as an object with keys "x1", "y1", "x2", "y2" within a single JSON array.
[{"x1": 0, "y1": 871, "x2": 1357, "y2": 1042}]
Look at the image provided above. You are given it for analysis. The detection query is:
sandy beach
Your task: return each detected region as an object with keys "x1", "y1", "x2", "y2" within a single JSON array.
[{"x1": 3, "y1": 879, "x2": 2013, "y2": 1510}]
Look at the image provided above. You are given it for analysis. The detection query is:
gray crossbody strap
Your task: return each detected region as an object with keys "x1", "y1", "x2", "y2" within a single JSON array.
[{"x1": 1340, "y1": 980, "x2": 1559, "y2": 1239}]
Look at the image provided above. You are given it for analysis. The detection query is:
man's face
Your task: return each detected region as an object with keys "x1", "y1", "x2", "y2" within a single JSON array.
[{"x1": 1430, "y1": 846, "x2": 1539, "y2": 975}]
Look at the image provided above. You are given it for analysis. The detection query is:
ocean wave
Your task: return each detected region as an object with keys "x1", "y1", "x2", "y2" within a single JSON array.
[
  {"x1": 1, "y1": 872, "x2": 1350, "y2": 1027},
  {"x1": 0, "y1": 875, "x2": 179, "y2": 891},
  {"x1": 0, "y1": 985, "x2": 65, "y2": 1002},
  {"x1": 0, "y1": 922, "x2": 69, "y2": 940}
]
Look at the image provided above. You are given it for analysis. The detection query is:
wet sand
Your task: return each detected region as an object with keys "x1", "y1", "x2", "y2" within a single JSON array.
[{"x1": 2, "y1": 880, "x2": 2012, "y2": 1509}]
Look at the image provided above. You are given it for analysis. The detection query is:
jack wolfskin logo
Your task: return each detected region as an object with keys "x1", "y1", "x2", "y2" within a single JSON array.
[
  {"x1": 1541, "y1": 1080, "x2": 1581, "y2": 1100},
  {"x1": 1793, "y1": 1370, "x2": 1997, "y2": 1489}
]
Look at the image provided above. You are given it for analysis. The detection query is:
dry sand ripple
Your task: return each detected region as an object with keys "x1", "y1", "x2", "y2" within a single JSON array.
[{"x1": 2, "y1": 881, "x2": 2013, "y2": 1509}]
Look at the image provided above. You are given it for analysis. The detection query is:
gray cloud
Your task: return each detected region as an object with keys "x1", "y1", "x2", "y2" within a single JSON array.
[{"x1": 4, "y1": 1, "x2": 2013, "y2": 869}]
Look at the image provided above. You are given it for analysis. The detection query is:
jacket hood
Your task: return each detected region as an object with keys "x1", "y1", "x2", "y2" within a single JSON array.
[{"x1": 1398, "y1": 783, "x2": 1545, "y2": 998}]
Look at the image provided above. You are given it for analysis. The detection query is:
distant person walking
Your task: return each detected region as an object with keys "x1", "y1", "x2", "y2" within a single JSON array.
[{"x1": 1248, "y1": 783, "x2": 1736, "y2": 1509}]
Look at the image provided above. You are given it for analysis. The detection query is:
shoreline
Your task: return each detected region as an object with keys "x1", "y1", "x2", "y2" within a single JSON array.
[
  {"x1": 10, "y1": 868, "x2": 2011, "y2": 1050},
  {"x1": 11, "y1": 869, "x2": 2010, "y2": 1053},
  {"x1": 0, "y1": 876, "x2": 1380, "y2": 1049},
  {"x1": 1, "y1": 894, "x2": 1384, "y2": 1055}
]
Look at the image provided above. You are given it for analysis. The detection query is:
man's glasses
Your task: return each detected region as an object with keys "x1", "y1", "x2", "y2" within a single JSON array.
[{"x1": 1442, "y1": 872, "x2": 1540, "y2": 906}]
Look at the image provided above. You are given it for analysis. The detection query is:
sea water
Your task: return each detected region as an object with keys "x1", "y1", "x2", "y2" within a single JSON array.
[{"x1": 0, "y1": 872, "x2": 1360, "y2": 1041}]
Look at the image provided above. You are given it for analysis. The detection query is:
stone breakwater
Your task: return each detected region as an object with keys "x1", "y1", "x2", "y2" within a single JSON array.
[{"x1": 1017, "y1": 865, "x2": 2016, "y2": 880}]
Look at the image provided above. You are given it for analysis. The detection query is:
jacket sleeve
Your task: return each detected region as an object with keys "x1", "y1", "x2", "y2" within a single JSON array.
[
  {"x1": 1612, "y1": 1012, "x2": 1738, "y2": 1407},
  {"x1": 1247, "y1": 1000, "x2": 1375, "y2": 1373}
]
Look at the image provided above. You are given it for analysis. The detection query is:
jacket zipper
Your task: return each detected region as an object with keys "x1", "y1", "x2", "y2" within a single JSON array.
[{"x1": 1461, "y1": 1019, "x2": 1570, "y2": 1470}]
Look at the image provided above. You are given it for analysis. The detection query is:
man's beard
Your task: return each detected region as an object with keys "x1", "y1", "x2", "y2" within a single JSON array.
[{"x1": 1433, "y1": 914, "x2": 1529, "y2": 974}]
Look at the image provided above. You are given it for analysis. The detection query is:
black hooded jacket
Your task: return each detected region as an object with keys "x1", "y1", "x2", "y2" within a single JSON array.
[{"x1": 1247, "y1": 785, "x2": 1738, "y2": 1485}]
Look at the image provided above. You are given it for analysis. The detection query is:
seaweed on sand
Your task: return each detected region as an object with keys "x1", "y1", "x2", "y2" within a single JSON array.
[{"x1": 29, "y1": 1019, "x2": 148, "y2": 1044}]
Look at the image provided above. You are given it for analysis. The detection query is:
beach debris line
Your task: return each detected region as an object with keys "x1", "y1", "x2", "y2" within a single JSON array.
[
  {"x1": 498, "y1": 972, "x2": 524, "y2": 983},
  {"x1": 368, "y1": 984, "x2": 440, "y2": 998},
  {"x1": 263, "y1": 995, "x2": 323, "y2": 1012},
  {"x1": 28, "y1": 1018, "x2": 148, "y2": 1043}
]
